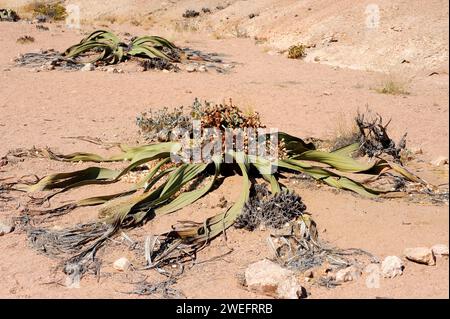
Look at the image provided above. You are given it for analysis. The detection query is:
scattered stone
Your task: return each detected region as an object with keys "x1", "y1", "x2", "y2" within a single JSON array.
[
  {"x1": 0, "y1": 221, "x2": 14, "y2": 236},
  {"x1": 81, "y1": 63, "x2": 95, "y2": 72},
  {"x1": 304, "y1": 270, "x2": 314, "y2": 278},
  {"x1": 431, "y1": 156, "x2": 448, "y2": 166},
  {"x1": 335, "y1": 265, "x2": 362, "y2": 283},
  {"x1": 0, "y1": 157, "x2": 7, "y2": 166},
  {"x1": 381, "y1": 256, "x2": 404, "y2": 278},
  {"x1": 323, "y1": 91, "x2": 332, "y2": 96},
  {"x1": 106, "y1": 67, "x2": 118, "y2": 73},
  {"x1": 222, "y1": 63, "x2": 234, "y2": 69},
  {"x1": 245, "y1": 259, "x2": 305, "y2": 299},
  {"x1": 185, "y1": 64, "x2": 197, "y2": 72},
  {"x1": 303, "y1": 270, "x2": 314, "y2": 282},
  {"x1": 431, "y1": 244, "x2": 449, "y2": 257},
  {"x1": 409, "y1": 147, "x2": 423, "y2": 155},
  {"x1": 390, "y1": 26, "x2": 403, "y2": 32},
  {"x1": 113, "y1": 257, "x2": 131, "y2": 271},
  {"x1": 198, "y1": 65, "x2": 207, "y2": 72},
  {"x1": 314, "y1": 56, "x2": 321, "y2": 62},
  {"x1": 201, "y1": 8, "x2": 211, "y2": 14},
  {"x1": 248, "y1": 13, "x2": 257, "y2": 19},
  {"x1": 276, "y1": 276, "x2": 306, "y2": 299},
  {"x1": 404, "y1": 247, "x2": 436, "y2": 266}
]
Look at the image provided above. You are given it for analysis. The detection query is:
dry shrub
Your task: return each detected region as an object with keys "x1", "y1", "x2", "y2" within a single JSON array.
[
  {"x1": 329, "y1": 112, "x2": 360, "y2": 151},
  {"x1": 375, "y1": 79, "x2": 409, "y2": 95},
  {"x1": 22, "y1": 1, "x2": 67, "y2": 21},
  {"x1": 16, "y1": 35, "x2": 35, "y2": 44},
  {"x1": 288, "y1": 44, "x2": 307, "y2": 59}
]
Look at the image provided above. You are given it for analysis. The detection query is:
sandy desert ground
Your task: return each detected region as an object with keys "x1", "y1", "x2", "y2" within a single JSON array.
[{"x1": 0, "y1": 0, "x2": 448, "y2": 299}]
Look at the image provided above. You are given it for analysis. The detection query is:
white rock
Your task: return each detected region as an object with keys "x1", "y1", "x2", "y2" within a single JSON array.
[
  {"x1": 381, "y1": 256, "x2": 404, "y2": 278},
  {"x1": 40, "y1": 63, "x2": 55, "y2": 71},
  {"x1": 404, "y1": 247, "x2": 436, "y2": 266},
  {"x1": 185, "y1": 64, "x2": 197, "y2": 72},
  {"x1": 81, "y1": 63, "x2": 95, "y2": 71},
  {"x1": 0, "y1": 222, "x2": 14, "y2": 236},
  {"x1": 245, "y1": 259, "x2": 304, "y2": 298},
  {"x1": 198, "y1": 65, "x2": 207, "y2": 72},
  {"x1": 409, "y1": 147, "x2": 423, "y2": 155},
  {"x1": 431, "y1": 244, "x2": 449, "y2": 257},
  {"x1": 431, "y1": 156, "x2": 448, "y2": 166},
  {"x1": 335, "y1": 265, "x2": 362, "y2": 283},
  {"x1": 113, "y1": 257, "x2": 131, "y2": 271},
  {"x1": 276, "y1": 276, "x2": 305, "y2": 299},
  {"x1": 106, "y1": 67, "x2": 118, "y2": 73}
]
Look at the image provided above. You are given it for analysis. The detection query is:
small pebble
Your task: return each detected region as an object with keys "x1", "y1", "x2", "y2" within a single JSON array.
[
  {"x1": 0, "y1": 222, "x2": 14, "y2": 236},
  {"x1": 431, "y1": 244, "x2": 449, "y2": 257},
  {"x1": 81, "y1": 63, "x2": 95, "y2": 72},
  {"x1": 186, "y1": 64, "x2": 197, "y2": 72},
  {"x1": 113, "y1": 257, "x2": 131, "y2": 271},
  {"x1": 335, "y1": 265, "x2": 361, "y2": 283},
  {"x1": 404, "y1": 247, "x2": 436, "y2": 266},
  {"x1": 431, "y1": 156, "x2": 448, "y2": 166},
  {"x1": 381, "y1": 256, "x2": 404, "y2": 278}
]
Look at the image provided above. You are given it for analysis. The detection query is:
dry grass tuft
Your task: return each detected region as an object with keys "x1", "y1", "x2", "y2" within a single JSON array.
[
  {"x1": 16, "y1": 35, "x2": 35, "y2": 44},
  {"x1": 375, "y1": 79, "x2": 409, "y2": 95},
  {"x1": 328, "y1": 112, "x2": 360, "y2": 151},
  {"x1": 22, "y1": 1, "x2": 67, "y2": 21}
]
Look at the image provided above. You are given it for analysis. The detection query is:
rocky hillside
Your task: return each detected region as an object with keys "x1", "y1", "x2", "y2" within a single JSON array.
[{"x1": 2, "y1": 0, "x2": 448, "y2": 74}]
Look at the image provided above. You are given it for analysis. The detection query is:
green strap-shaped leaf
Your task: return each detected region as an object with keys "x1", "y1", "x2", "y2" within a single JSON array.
[
  {"x1": 131, "y1": 36, "x2": 177, "y2": 49},
  {"x1": 293, "y1": 149, "x2": 376, "y2": 172},
  {"x1": 26, "y1": 167, "x2": 120, "y2": 192},
  {"x1": 277, "y1": 132, "x2": 316, "y2": 155},
  {"x1": 169, "y1": 153, "x2": 250, "y2": 244},
  {"x1": 100, "y1": 162, "x2": 210, "y2": 224},
  {"x1": 251, "y1": 156, "x2": 281, "y2": 194},
  {"x1": 331, "y1": 142, "x2": 360, "y2": 156},
  {"x1": 128, "y1": 46, "x2": 174, "y2": 61},
  {"x1": 278, "y1": 158, "x2": 383, "y2": 197},
  {"x1": 155, "y1": 159, "x2": 221, "y2": 215}
]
